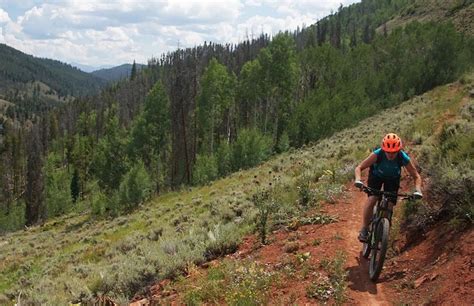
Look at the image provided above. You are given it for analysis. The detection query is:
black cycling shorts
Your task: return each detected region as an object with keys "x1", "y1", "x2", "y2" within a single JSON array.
[{"x1": 367, "y1": 172, "x2": 400, "y2": 204}]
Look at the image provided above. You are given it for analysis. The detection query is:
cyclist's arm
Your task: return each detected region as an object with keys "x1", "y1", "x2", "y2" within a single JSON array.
[
  {"x1": 405, "y1": 161, "x2": 422, "y2": 193},
  {"x1": 355, "y1": 153, "x2": 378, "y2": 181}
]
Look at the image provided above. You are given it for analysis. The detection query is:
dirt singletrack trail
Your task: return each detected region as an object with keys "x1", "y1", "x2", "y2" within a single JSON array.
[
  {"x1": 143, "y1": 180, "x2": 405, "y2": 305},
  {"x1": 335, "y1": 183, "x2": 393, "y2": 305},
  {"x1": 243, "y1": 179, "x2": 402, "y2": 304},
  {"x1": 143, "y1": 174, "x2": 472, "y2": 305}
]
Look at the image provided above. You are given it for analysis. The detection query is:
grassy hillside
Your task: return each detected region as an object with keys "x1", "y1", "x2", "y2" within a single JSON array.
[
  {"x1": 379, "y1": 0, "x2": 474, "y2": 35},
  {"x1": 0, "y1": 70, "x2": 471, "y2": 304}
]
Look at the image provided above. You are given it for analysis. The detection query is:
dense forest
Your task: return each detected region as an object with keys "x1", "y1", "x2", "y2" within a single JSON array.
[{"x1": 0, "y1": 0, "x2": 473, "y2": 231}]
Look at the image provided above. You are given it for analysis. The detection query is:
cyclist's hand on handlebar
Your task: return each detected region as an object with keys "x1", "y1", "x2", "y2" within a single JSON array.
[
  {"x1": 354, "y1": 180, "x2": 364, "y2": 189},
  {"x1": 412, "y1": 191, "x2": 423, "y2": 199}
]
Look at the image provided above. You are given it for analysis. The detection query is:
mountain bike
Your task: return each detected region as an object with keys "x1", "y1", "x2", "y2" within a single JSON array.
[{"x1": 359, "y1": 185, "x2": 419, "y2": 281}]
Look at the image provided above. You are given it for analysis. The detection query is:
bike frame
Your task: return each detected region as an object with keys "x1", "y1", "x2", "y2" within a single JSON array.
[
  {"x1": 364, "y1": 185, "x2": 410, "y2": 221},
  {"x1": 372, "y1": 194, "x2": 392, "y2": 224},
  {"x1": 360, "y1": 184, "x2": 414, "y2": 281}
]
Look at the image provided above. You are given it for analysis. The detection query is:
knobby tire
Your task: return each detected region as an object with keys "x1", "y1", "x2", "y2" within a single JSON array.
[{"x1": 369, "y1": 218, "x2": 390, "y2": 281}]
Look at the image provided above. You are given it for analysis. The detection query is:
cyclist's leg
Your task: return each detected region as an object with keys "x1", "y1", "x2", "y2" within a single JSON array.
[
  {"x1": 360, "y1": 172, "x2": 383, "y2": 241},
  {"x1": 362, "y1": 195, "x2": 378, "y2": 229}
]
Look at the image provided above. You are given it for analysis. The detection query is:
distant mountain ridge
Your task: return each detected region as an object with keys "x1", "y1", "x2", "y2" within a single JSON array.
[
  {"x1": 91, "y1": 63, "x2": 146, "y2": 82},
  {"x1": 70, "y1": 62, "x2": 113, "y2": 73}
]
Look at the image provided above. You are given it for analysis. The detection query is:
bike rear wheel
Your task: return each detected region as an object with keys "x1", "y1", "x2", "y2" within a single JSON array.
[{"x1": 369, "y1": 218, "x2": 390, "y2": 281}]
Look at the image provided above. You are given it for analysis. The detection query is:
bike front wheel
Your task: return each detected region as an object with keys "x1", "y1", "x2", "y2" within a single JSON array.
[{"x1": 369, "y1": 218, "x2": 390, "y2": 281}]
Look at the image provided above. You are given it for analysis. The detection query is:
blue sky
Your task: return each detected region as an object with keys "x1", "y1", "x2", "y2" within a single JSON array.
[{"x1": 0, "y1": 0, "x2": 360, "y2": 69}]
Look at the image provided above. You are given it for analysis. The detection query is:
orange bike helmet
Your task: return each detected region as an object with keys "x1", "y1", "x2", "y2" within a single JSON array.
[{"x1": 382, "y1": 133, "x2": 402, "y2": 152}]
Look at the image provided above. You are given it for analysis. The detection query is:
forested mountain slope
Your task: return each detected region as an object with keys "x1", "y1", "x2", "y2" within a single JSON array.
[
  {"x1": 0, "y1": 0, "x2": 472, "y2": 235},
  {"x1": 0, "y1": 43, "x2": 107, "y2": 108},
  {"x1": 91, "y1": 63, "x2": 146, "y2": 82},
  {"x1": 0, "y1": 70, "x2": 471, "y2": 304}
]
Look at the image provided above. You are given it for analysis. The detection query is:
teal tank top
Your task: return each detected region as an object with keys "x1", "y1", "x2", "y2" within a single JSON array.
[{"x1": 371, "y1": 148, "x2": 410, "y2": 179}]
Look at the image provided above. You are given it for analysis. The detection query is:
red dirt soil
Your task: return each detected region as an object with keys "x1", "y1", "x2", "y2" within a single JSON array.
[{"x1": 133, "y1": 174, "x2": 473, "y2": 305}]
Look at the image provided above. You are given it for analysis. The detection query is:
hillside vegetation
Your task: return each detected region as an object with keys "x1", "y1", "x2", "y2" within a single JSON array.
[
  {"x1": 380, "y1": 0, "x2": 474, "y2": 36},
  {"x1": 0, "y1": 0, "x2": 472, "y2": 232},
  {"x1": 1, "y1": 20, "x2": 471, "y2": 232},
  {"x1": 0, "y1": 70, "x2": 472, "y2": 304}
]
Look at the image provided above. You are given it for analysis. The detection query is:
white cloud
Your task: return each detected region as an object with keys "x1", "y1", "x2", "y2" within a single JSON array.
[
  {"x1": 0, "y1": 0, "x2": 360, "y2": 67},
  {"x1": 0, "y1": 8, "x2": 10, "y2": 24},
  {"x1": 162, "y1": 0, "x2": 241, "y2": 23},
  {"x1": 244, "y1": 0, "x2": 262, "y2": 7}
]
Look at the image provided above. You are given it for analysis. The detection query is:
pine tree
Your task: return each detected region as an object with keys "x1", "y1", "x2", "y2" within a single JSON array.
[
  {"x1": 92, "y1": 104, "x2": 129, "y2": 191},
  {"x1": 69, "y1": 112, "x2": 96, "y2": 197},
  {"x1": 129, "y1": 81, "x2": 171, "y2": 193},
  {"x1": 71, "y1": 168, "x2": 80, "y2": 203},
  {"x1": 130, "y1": 60, "x2": 137, "y2": 81},
  {"x1": 350, "y1": 23, "x2": 357, "y2": 48},
  {"x1": 362, "y1": 18, "x2": 373, "y2": 44}
]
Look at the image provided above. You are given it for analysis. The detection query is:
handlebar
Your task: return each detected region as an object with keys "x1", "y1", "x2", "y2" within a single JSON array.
[{"x1": 359, "y1": 184, "x2": 420, "y2": 201}]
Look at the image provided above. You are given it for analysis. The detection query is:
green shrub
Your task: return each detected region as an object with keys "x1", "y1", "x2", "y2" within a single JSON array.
[
  {"x1": 309, "y1": 251, "x2": 347, "y2": 304},
  {"x1": 313, "y1": 182, "x2": 344, "y2": 204},
  {"x1": 402, "y1": 198, "x2": 419, "y2": 221},
  {"x1": 84, "y1": 181, "x2": 108, "y2": 216},
  {"x1": 225, "y1": 261, "x2": 274, "y2": 305},
  {"x1": 192, "y1": 154, "x2": 218, "y2": 185},
  {"x1": 183, "y1": 260, "x2": 273, "y2": 305},
  {"x1": 204, "y1": 223, "x2": 242, "y2": 260},
  {"x1": 216, "y1": 142, "x2": 232, "y2": 176},
  {"x1": 118, "y1": 161, "x2": 152, "y2": 210},
  {"x1": 267, "y1": 180, "x2": 300, "y2": 229},
  {"x1": 277, "y1": 131, "x2": 290, "y2": 153},
  {"x1": 184, "y1": 290, "x2": 204, "y2": 305},
  {"x1": 440, "y1": 129, "x2": 473, "y2": 164},
  {"x1": 429, "y1": 161, "x2": 473, "y2": 223},
  {"x1": 306, "y1": 274, "x2": 333, "y2": 301},
  {"x1": 0, "y1": 201, "x2": 26, "y2": 233},
  {"x1": 99, "y1": 257, "x2": 158, "y2": 298},
  {"x1": 97, "y1": 231, "x2": 210, "y2": 299},
  {"x1": 296, "y1": 174, "x2": 313, "y2": 209},
  {"x1": 44, "y1": 152, "x2": 72, "y2": 217},
  {"x1": 232, "y1": 128, "x2": 272, "y2": 171},
  {"x1": 426, "y1": 118, "x2": 473, "y2": 224},
  {"x1": 252, "y1": 188, "x2": 279, "y2": 244}
]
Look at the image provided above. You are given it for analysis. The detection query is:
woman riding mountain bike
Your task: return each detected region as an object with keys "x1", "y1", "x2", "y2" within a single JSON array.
[{"x1": 354, "y1": 133, "x2": 423, "y2": 243}]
